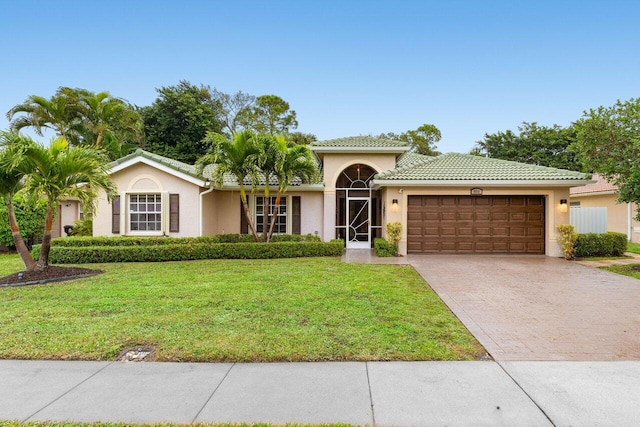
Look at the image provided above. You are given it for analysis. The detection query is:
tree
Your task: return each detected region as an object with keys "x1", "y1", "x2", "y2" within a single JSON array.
[
  {"x1": 0, "y1": 131, "x2": 38, "y2": 270},
  {"x1": 286, "y1": 131, "x2": 317, "y2": 145},
  {"x1": 69, "y1": 88, "x2": 143, "y2": 159},
  {"x1": 7, "y1": 90, "x2": 81, "y2": 141},
  {"x1": 139, "y1": 81, "x2": 224, "y2": 164},
  {"x1": 238, "y1": 95, "x2": 298, "y2": 135},
  {"x1": 1, "y1": 136, "x2": 116, "y2": 271},
  {"x1": 212, "y1": 89, "x2": 256, "y2": 136},
  {"x1": 0, "y1": 192, "x2": 46, "y2": 251},
  {"x1": 473, "y1": 122, "x2": 581, "y2": 170},
  {"x1": 196, "y1": 130, "x2": 262, "y2": 241},
  {"x1": 266, "y1": 138, "x2": 317, "y2": 241},
  {"x1": 378, "y1": 123, "x2": 442, "y2": 156},
  {"x1": 572, "y1": 98, "x2": 640, "y2": 218},
  {"x1": 7, "y1": 87, "x2": 143, "y2": 160}
]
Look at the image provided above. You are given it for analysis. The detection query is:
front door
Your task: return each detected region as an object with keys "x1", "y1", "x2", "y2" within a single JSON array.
[{"x1": 347, "y1": 197, "x2": 370, "y2": 249}]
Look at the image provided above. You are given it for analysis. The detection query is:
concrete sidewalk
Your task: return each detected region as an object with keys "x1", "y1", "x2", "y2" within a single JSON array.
[{"x1": 2, "y1": 360, "x2": 640, "y2": 426}]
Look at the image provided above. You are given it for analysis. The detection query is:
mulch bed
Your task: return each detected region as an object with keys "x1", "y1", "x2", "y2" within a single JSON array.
[{"x1": 0, "y1": 265, "x2": 103, "y2": 287}]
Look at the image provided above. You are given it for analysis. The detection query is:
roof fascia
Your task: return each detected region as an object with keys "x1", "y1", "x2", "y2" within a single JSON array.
[
  {"x1": 219, "y1": 183, "x2": 325, "y2": 192},
  {"x1": 372, "y1": 179, "x2": 593, "y2": 189},
  {"x1": 570, "y1": 190, "x2": 618, "y2": 197},
  {"x1": 311, "y1": 146, "x2": 410, "y2": 154}
]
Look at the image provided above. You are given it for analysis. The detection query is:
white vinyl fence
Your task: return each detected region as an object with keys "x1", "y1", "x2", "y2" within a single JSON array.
[{"x1": 570, "y1": 206, "x2": 607, "y2": 234}]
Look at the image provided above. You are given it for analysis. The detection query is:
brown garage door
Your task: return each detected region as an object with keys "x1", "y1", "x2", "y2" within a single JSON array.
[{"x1": 407, "y1": 195, "x2": 545, "y2": 254}]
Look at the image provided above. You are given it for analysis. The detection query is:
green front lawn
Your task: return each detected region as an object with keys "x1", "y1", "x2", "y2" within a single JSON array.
[
  {"x1": 602, "y1": 263, "x2": 640, "y2": 279},
  {"x1": 626, "y1": 242, "x2": 640, "y2": 254},
  {"x1": 0, "y1": 254, "x2": 483, "y2": 362}
]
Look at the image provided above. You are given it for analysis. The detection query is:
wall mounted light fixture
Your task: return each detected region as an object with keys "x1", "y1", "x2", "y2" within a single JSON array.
[
  {"x1": 391, "y1": 199, "x2": 399, "y2": 212},
  {"x1": 560, "y1": 199, "x2": 568, "y2": 213}
]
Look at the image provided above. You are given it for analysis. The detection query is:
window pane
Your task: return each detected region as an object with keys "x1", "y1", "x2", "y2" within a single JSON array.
[{"x1": 129, "y1": 193, "x2": 162, "y2": 232}]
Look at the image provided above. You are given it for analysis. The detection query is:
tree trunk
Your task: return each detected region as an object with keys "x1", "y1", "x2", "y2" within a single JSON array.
[
  {"x1": 35, "y1": 207, "x2": 54, "y2": 272},
  {"x1": 240, "y1": 187, "x2": 259, "y2": 242},
  {"x1": 263, "y1": 183, "x2": 270, "y2": 242},
  {"x1": 6, "y1": 199, "x2": 36, "y2": 271},
  {"x1": 267, "y1": 190, "x2": 282, "y2": 242}
]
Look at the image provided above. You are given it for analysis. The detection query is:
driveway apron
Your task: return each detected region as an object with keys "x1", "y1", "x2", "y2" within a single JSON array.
[{"x1": 408, "y1": 255, "x2": 640, "y2": 361}]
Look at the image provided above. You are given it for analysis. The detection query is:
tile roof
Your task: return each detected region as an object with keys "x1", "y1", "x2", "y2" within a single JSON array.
[
  {"x1": 376, "y1": 153, "x2": 589, "y2": 182},
  {"x1": 395, "y1": 152, "x2": 433, "y2": 168},
  {"x1": 570, "y1": 174, "x2": 617, "y2": 195},
  {"x1": 113, "y1": 149, "x2": 318, "y2": 188},
  {"x1": 312, "y1": 136, "x2": 409, "y2": 148},
  {"x1": 111, "y1": 149, "x2": 204, "y2": 181}
]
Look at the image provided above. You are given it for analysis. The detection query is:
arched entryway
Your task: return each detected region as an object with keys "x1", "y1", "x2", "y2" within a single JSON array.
[{"x1": 335, "y1": 164, "x2": 382, "y2": 248}]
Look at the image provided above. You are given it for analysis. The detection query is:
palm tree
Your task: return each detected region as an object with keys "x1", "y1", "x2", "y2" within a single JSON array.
[
  {"x1": 72, "y1": 89, "x2": 143, "y2": 158},
  {"x1": 197, "y1": 130, "x2": 262, "y2": 242},
  {"x1": 0, "y1": 132, "x2": 37, "y2": 271},
  {"x1": 6, "y1": 90, "x2": 81, "y2": 141},
  {"x1": 6, "y1": 136, "x2": 116, "y2": 271},
  {"x1": 7, "y1": 87, "x2": 143, "y2": 160},
  {"x1": 266, "y1": 139, "x2": 317, "y2": 241},
  {"x1": 255, "y1": 134, "x2": 285, "y2": 241}
]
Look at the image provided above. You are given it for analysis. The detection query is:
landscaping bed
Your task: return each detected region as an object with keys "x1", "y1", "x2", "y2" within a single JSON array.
[{"x1": 0, "y1": 265, "x2": 102, "y2": 287}]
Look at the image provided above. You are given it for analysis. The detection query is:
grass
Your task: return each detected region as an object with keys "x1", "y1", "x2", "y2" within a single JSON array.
[
  {"x1": 602, "y1": 263, "x2": 640, "y2": 279},
  {"x1": 626, "y1": 242, "x2": 640, "y2": 254},
  {"x1": 0, "y1": 254, "x2": 484, "y2": 362}
]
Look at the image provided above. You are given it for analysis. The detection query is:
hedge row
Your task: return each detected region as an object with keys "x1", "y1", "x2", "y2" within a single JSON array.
[
  {"x1": 575, "y1": 232, "x2": 627, "y2": 258},
  {"x1": 49, "y1": 233, "x2": 321, "y2": 247},
  {"x1": 32, "y1": 240, "x2": 344, "y2": 263}
]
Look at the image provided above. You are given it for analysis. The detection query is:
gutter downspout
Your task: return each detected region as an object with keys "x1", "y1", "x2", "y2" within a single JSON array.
[
  {"x1": 628, "y1": 203, "x2": 633, "y2": 242},
  {"x1": 200, "y1": 183, "x2": 214, "y2": 237}
]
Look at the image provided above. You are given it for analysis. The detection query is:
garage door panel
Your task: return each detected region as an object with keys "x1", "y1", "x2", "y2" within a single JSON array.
[{"x1": 407, "y1": 195, "x2": 545, "y2": 254}]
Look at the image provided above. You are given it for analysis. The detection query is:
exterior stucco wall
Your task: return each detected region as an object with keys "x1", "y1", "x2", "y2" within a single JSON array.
[
  {"x1": 52, "y1": 200, "x2": 81, "y2": 239},
  {"x1": 320, "y1": 152, "x2": 398, "y2": 242},
  {"x1": 201, "y1": 190, "x2": 324, "y2": 237},
  {"x1": 381, "y1": 185, "x2": 571, "y2": 257},
  {"x1": 571, "y1": 193, "x2": 640, "y2": 242},
  {"x1": 94, "y1": 163, "x2": 205, "y2": 237}
]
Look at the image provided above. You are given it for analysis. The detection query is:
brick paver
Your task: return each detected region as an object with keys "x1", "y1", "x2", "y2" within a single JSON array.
[{"x1": 408, "y1": 255, "x2": 640, "y2": 361}]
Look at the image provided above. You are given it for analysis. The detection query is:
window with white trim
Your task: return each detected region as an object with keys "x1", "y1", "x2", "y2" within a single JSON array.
[
  {"x1": 129, "y1": 194, "x2": 162, "y2": 231},
  {"x1": 255, "y1": 196, "x2": 287, "y2": 234}
]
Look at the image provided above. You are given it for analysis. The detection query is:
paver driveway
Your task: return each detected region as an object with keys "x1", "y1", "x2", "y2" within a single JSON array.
[{"x1": 408, "y1": 255, "x2": 640, "y2": 361}]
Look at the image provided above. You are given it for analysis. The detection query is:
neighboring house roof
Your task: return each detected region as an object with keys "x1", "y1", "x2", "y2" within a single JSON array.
[
  {"x1": 311, "y1": 136, "x2": 410, "y2": 153},
  {"x1": 374, "y1": 153, "x2": 590, "y2": 186},
  {"x1": 570, "y1": 173, "x2": 617, "y2": 195}
]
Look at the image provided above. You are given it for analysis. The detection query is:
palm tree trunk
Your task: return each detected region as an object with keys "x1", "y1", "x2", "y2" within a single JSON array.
[
  {"x1": 263, "y1": 181, "x2": 270, "y2": 242},
  {"x1": 267, "y1": 190, "x2": 283, "y2": 242},
  {"x1": 35, "y1": 207, "x2": 54, "y2": 272},
  {"x1": 6, "y1": 199, "x2": 36, "y2": 271},
  {"x1": 240, "y1": 187, "x2": 259, "y2": 242}
]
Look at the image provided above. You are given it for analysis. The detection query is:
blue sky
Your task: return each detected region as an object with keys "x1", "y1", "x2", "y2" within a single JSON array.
[{"x1": 1, "y1": 0, "x2": 639, "y2": 153}]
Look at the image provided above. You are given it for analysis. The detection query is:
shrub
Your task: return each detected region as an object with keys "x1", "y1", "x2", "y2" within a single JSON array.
[
  {"x1": 49, "y1": 233, "x2": 320, "y2": 247},
  {"x1": 575, "y1": 232, "x2": 627, "y2": 257},
  {"x1": 374, "y1": 238, "x2": 396, "y2": 257},
  {"x1": 32, "y1": 239, "x2": 344, "y2": 263},
  {"x1": 375, "y1": 222, "x2": 402, "y2": 257},
  {"x1": 557, "y1": 224, "x2": 578, "y2": 260},
  {"x1": 386, "y1": 222, "x2": 402, "y2": 247},
  {"x1": 70, "y1": 218, "x2": 93, "y2": 236},
  {"x1": 0, "y1": 193, "x2": 46, "y2": 250}
]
